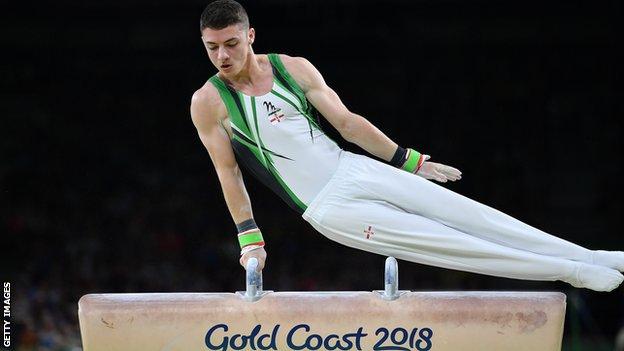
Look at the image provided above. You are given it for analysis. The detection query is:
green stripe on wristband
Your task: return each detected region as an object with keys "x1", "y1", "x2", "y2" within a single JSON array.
[
  {"x1": 401, "y1": 148, "x2": 422, "y2": 173},
  {"x1": 238, "y1": 230, "x2": 264, "y2": 249}
]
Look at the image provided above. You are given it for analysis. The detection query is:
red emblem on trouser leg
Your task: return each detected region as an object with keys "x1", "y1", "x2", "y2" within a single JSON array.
[{"x1": 364, "y1": 226, "x2": 374, "y2": 239}]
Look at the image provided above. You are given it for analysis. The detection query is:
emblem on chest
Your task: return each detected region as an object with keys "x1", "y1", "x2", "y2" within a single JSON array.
[{"x1": 263, "y1": 101, "x2": 285, "y2": 125}]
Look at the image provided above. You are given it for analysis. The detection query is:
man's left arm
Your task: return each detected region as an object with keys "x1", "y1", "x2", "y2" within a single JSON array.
[
  {"x1": 282, "y1": 55, "x2": 461, "y2": 183},
  {"x1": 283, "y1": 56, "x2": 398, "y2": 162}
]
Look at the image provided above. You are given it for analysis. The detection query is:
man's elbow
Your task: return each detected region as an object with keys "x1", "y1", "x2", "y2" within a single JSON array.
[{"x1": 338, "y1": 113, "x2": 362, "y2": 142}]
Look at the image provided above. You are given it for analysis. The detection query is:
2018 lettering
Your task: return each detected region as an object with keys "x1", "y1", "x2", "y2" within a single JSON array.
[{"x1": 373, "y1": 327, "x2": 433, "y2": 351}]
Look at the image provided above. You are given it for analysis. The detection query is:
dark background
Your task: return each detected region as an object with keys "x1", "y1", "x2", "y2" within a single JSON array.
[{"x1": 3, "y1": 0, "x2": 623, "y2": 349}]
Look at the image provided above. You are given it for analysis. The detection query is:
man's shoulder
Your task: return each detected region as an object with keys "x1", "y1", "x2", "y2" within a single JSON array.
[
  {"x1": 190, "y1": 81, "x2": 226, "y2": 126},
  {"x1": 275, "y1": 53, "x2": 311, "y2": 72},
  {"x1": 192, "y1": 81, "x2": 220, "y2": 104},
  {"x1": 273, "y1": 54, "x2": 317, "y2": 90}
]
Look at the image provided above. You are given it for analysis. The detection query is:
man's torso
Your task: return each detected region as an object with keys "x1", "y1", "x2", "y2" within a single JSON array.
[{"x1": 202, "y1": 53, "x2": 343, "y2": 214}]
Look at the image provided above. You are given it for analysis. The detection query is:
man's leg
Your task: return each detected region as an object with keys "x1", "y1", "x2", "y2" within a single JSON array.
[
  {"x1": 344, "y1": 153, "x2": 623, "y2": 270},
  {"x1": 303, "y1": 195, "x2": 623, "y2": 292}
]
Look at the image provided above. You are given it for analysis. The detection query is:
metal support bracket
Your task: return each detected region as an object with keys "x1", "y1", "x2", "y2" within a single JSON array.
[
  {"x1": 236, "y1": 257, "x2": 271, "y2": 302},
  {"x1": 375, "y1": 257, "x2": 409, "y2": 300}
]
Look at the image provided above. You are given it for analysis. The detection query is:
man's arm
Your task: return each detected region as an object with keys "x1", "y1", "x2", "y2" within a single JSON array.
[
  {"x1": 282, "y1": 55, "x2": 461, "y2": 183},
  {"x1": 282, "y1": 56, "x2": 398, "y2": 162},
  {"x1": 190, "y1": 86, "x2": 266, "y2": 270}
]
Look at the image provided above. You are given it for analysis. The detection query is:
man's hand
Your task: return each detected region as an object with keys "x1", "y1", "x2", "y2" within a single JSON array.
[
  {"x1": 240, "y1": 247, "x2": 267, "y2": 272},
  {"x1": 417, "y1": 155, "x2": 462, "y2": 183}
]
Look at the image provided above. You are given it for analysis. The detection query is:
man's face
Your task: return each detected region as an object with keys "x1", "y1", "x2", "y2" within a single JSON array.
[{"x1": 201, "y1": 24, "x2": 255, "y2": 76}]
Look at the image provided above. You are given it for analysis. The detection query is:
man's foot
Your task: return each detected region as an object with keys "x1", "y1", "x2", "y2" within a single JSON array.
[
  {"x1": 591, "y1": 250, "x2": 624, "y2": 272},
  {"x1": 567, "y1": 263, "x2": 623, "y2": 292}
]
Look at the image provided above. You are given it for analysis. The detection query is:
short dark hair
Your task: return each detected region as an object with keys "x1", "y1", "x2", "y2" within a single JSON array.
[{"x1": 200, "y1": 0, "x2": 249, "y2": 32}]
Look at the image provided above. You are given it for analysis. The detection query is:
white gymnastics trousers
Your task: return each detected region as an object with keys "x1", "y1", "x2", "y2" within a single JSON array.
[{"x1": 302, "y1": 151, "x2": 596, "y2": 286}]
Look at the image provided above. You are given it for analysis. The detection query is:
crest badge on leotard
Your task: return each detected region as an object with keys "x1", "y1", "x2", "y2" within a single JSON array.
[{"x1": 263, "y1": 101, "x2": 284, "y2": 125}]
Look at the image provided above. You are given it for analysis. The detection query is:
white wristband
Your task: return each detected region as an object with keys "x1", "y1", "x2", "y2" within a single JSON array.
[{"x1": 240, "y1": 244, "x2": 264, "y2": 256}]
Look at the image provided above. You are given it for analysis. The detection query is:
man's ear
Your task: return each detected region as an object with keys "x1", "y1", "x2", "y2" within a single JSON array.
[{"x1": 248, "y1": 27, "x2": 255, "y2": 44}]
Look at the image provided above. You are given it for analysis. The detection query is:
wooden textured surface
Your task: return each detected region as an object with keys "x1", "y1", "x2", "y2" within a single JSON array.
[{"x1": 78, "y1": 291, "x2": 566, "y2": 351}]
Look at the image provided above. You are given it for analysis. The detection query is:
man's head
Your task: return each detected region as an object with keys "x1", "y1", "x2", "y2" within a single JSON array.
[
  {"x1": 200, "y1": 0, "x2": 255, "y2": 76},
  {"x1": 200, "y1": 0, "x2": 249, "y2": 32}
]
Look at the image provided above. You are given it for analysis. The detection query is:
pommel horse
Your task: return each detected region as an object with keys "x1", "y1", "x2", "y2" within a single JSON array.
[{"x1": 78, "y1": 257, "x2": 566, "y2": 350}]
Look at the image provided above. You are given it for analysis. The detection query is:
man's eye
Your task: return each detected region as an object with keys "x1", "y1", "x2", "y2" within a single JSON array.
[
  {"x1": 208, "y1": 47, "x2": 217, "y2": 51},
  {"x1": 227, "y1": 42, "x2": 238, "y2": 47}
]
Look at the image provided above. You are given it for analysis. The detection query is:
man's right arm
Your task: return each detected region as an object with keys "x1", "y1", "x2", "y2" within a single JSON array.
[{"x1": 190, "y1": 86, "x2": 266, "y2": 270}]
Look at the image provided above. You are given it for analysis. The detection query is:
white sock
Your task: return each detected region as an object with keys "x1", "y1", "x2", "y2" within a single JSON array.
[
  {"x1": 565, "y1": 263, "x2": 623, "y2": 292},
  {"x1": 591, "y1": 250, "x2": 624, "y2": 272}
]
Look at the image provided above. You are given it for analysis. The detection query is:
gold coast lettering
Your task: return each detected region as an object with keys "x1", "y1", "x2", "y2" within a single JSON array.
[{"x1": 204, "y1": 324, "x2": 433, "y2": 351}]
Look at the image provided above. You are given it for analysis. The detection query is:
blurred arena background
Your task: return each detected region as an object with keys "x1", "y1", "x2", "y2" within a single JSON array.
[{"x1": 2, "y1": 0, "x2": 623, "y2": 350}]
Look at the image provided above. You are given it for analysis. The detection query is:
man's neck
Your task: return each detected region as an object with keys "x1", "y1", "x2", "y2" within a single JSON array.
[{"x1": 222, "y1": 52, "x2": 265, "y2": 86}]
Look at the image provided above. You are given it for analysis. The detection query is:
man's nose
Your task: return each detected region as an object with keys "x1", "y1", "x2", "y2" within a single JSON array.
[{"x1": 217, "y1": 47, "x2": 229, "y2": 60}]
